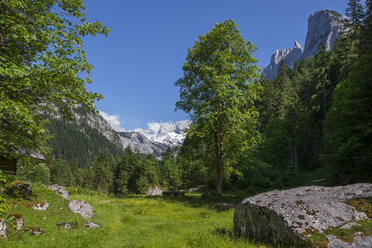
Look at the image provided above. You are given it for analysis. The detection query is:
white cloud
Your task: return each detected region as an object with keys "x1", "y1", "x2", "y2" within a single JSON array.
[{"x1": 99, "y1": 111, "x2": 125, "y2": 132}]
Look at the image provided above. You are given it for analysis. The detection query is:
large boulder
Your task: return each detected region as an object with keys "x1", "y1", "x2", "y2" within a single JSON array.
[
  {"x1": 48, "y1": 184, "x2": 69, "y2": 200},
  {"x1": 234, "y1": 183, "x2": 372, "y2": 247},
  {"x1": 68, "y1": 200, "x2": 93, "y2": 219}
]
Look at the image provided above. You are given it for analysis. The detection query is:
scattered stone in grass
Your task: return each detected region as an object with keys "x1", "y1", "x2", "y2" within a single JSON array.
[
  {"x1": 215, "y1": 203, "x2": 234, "y2": 211},
  {"x1": 83, "y1": 221, "x2": 100, "y2": 229},
  {"x1": 10, "y1": 213, "x2": 24, "y2": 230},
  {"x1": 0, "y1": 219, "x2": 6, "y2": 238},
  {"x1": 32, "y1": 202, "x2": 49, "y2": 211},
  {"x1": 68, "y1": 200, "x2": 93, "y2": 219},
  {"x1": 57, "y1": 222, "x2": 71, "y2": 229},
  {"x1": 27, "y1": 226, "x2": 44, "y2": 235},
  {"x1": 48, "y1": 184, "x2": 69, "y2": 200}
]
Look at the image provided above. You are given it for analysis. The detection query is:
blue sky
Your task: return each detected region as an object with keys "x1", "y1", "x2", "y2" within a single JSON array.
[{"x1": 82, "y1": 0, "x2": 349, "y2": 130}]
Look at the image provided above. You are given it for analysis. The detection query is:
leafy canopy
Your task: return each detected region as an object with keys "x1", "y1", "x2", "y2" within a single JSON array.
[
  {"x1": 0, "y1": 0, "x2": 109, "y2": 158},
  {"x1": 175, "y1": 19, "x2": 261, "y2": 193}
]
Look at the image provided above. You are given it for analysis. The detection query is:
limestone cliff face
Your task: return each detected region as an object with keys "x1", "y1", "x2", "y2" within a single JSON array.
[
  {"x1": 263, "y1": 9, "x2": 344, "y2": 80},
  {"x1": 301, "y1": 9, "x2": 344, "y2": 59}
]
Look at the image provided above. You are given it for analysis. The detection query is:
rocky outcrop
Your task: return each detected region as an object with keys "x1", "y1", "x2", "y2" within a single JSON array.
[
  {"x1": 262, "y1": 41, "x2": 303, "y2": 80},
  {"x1": 146, "y1": 186, "x2": 163, "y2": 196},
  {"x1": 301, "y1": 10, "x2": 344, "y2": 60},
  {"x1": 233, "y1": 183, "x2": 372, "y2": 247},
  {"x1": 48, "y1": 184, "x2": 69, "y2": 200},
  {"x1": 68, "y1": 200, "x2": 93, "y2": 219}
]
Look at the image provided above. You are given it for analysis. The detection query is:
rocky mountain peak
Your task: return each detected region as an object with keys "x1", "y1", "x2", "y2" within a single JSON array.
[
  {"x1": 262, "y1": 41, "x2": 303, "y2": 80},
  {"x1": 301, "y1": 9, "x2": 344, "y2": 59},
  {"x1": 263, "y1": 9, "x2": 344, "y2": 80}
]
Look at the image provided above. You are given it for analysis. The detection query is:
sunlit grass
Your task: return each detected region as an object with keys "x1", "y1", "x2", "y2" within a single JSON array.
[{"x1": 2, "y1": 184, "x2": 274, "y2": 248}]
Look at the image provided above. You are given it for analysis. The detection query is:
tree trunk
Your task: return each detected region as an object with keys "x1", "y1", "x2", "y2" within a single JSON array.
[{"x1": 215, "y1": 131, "x2": 224, "y2": 195}]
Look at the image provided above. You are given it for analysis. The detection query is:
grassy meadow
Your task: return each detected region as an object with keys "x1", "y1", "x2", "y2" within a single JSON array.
[{"x1": 1, "y1": 184, "x2": 277, "y2": 248}]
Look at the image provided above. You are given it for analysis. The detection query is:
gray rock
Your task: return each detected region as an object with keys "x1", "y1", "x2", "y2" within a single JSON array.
[
  {"x1": 0, "y1": 219, "x2": 6, "y2": 238},
  {"x1": 32, "y1": 202, "x2": 49, "y2": 211},
  {"x1": 327, "y1": 234, "x2": 372, "y2": 248},
  {"x1": 262, "y1": 40, "x2": 303, "y2": 80},
  {"x1": 233, "y1": 183, "x2": 372, "y2": 247},
  {"x1": 11, "y1": 213, "x2": 24, "y2": 231},
  {"x1": 68, "y1": 200, "x2": 93, "y2": 219},
  {"x1": 84, "y1": 221, "x2": 100, "y2": 229},
  {"x1": 301, "y1": 9, "x2": 344, "y2": 60},
  {"x1": 57, "y1": 222, "x2": 71, "y2": 229},
  {"x1": 27, "y1": 226, "x2": 44, "y2": 236},
  {"x1": 48, "y1": 184, "x2": 69, "y2": 200},
  {"x1": 146, "y1": 186, "x2": 163, "y2": 196}
]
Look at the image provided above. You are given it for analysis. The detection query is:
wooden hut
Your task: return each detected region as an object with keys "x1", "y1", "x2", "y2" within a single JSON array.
[{"x1": 0, "y1": 150, "x2": 45, "y2": 175}]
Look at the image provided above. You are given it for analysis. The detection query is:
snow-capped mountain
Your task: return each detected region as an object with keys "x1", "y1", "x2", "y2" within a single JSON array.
[{"x1": 133, "y1": 120, "x2": 191, "y2": 147}]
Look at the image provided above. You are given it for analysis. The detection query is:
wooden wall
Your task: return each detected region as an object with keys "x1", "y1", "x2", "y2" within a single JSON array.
[{"x1": 0, "y1": 157, "x2": 17, "y2": 175}]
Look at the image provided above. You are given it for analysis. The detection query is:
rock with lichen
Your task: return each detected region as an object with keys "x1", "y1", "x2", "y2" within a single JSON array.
[
  {"x1": 233, "y1": 183, "x2": 372, "y2": 247},
  {"x1": 48, "y1": 184, "x2": 69, "y2": 200},
  {"x1": 68, "y1": 200, "x2": 93, "y2": 219}
]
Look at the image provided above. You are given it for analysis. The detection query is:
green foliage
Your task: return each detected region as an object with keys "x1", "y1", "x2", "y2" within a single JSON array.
[
  {"x1": 49, "y1": 159, "x2": 74, "y2": 186},
  {"x1": 17, "y1": 162, "x2": 50, "y2": 185},
  {"x1": 0, "y1": 0, "x2": 109, "y2": 159},
  {"x1": 175, "y1": 19, "x2": 261, "y2": 194},
  {"x1": 91, "y1": 151, "x2": 114, "y2": 194},
  {"x1": 0, "y1": 170, "x2": 9, "y2": 217}
]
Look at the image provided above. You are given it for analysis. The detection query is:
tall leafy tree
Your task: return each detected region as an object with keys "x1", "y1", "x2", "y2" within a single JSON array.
[
  {"x1": 0, "y1": 0, "x2": 109, "y2": 158},
  {"x1": 175, "y1": 19, "x2": 261, "y2": 194}
]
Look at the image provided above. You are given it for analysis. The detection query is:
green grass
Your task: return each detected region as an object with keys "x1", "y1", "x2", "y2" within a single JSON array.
[{"x1": 1, "y1": 184, "x2": 275, "y2": 248}]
